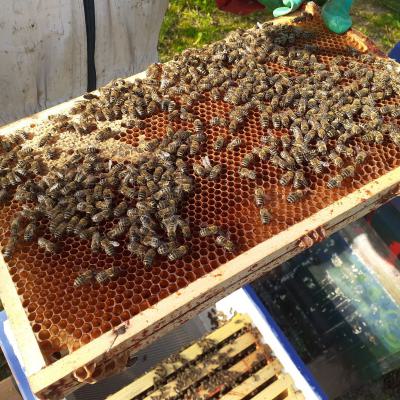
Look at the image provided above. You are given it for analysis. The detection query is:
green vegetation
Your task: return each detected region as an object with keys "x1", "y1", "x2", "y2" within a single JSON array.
[
  {"x1": 158, "y1": 0, "x2": 400, "y2": 61},
  {"x1": 352, "y1": 0, "x2": 400, "y2": 53},
  {"x1": 158, "y1": 0, "x2": 267, "y2": 62}
]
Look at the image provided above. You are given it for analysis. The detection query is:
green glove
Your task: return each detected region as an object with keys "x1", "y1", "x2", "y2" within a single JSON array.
[
  {"x1": 258, "y1": 0, "x2": 353, "y2": 34},
  {"x1": 321, "y1": 0, "x2": 353, "y2": 34},
  {"x1": 272, "y1": 0, "x2": 304, "y2": 17}
]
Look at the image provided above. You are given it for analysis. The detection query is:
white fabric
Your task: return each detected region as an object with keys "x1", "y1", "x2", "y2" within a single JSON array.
[{"x1": 0, "y1": 0, "x2": 168, "y2": 126}]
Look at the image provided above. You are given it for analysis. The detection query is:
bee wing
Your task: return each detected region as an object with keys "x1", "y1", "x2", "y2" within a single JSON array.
[
  {"x1": 110, "y1": 241, "x2": 120, "y2": 247},
  {"x1": 201, "y1": 155, "x2": 212, "y2": 169}
]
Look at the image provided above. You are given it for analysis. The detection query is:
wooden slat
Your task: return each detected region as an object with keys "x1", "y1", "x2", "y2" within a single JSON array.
[
  {"x1": 286, "y1": 392, "x2": 306, "y2": 400},
  {"x1": 195, "y1": 351, "x2": 269, "y2": 399},
  {"x1": 141, "y1": 331, "x2": 257, "y2": 400},
  {"x1": 0, "y1": 258, "x2": 45, "y2": 375},
  {"x1": 218, "y1": 358, "x2": 282, "y2": 400},
  {"x1": 107, "y1": 314, "x2": 251, "y2": 400},
  {"x1": 252, "y1": 374, "x2": 294, "y2": 400}
]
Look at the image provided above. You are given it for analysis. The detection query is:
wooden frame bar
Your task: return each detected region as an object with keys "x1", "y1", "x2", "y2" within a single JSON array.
[
  {"x1": 0, "y1": 3, "x2": 399, "y2": 397},
  {"x1": 107, "y1": 313, "x2": 306, "y2": 400}
]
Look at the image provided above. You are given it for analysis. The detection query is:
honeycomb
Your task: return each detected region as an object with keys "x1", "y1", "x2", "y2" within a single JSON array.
[{"x1": 0, "y1": 6, "x2": 399, "y2": 390}]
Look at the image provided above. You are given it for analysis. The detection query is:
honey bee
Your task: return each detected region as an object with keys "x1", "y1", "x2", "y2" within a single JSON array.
[
  {"x1": 45, "y1": 147, "x2": 60, "y2": 160},
  {"x1": 214, "y1": 136, "x2": 226, "y2": 151},
  {"x1": 38, "y1": 133, "x2": 52, "y2": 147},
  {"x1": 316, "y1": 140, "x2": 327, "y2": 154},
  {"x1": 280, "y1": 151, "x2": 296, "y2": 170},
  {"x1": 96, "y1": 127, "x2": 115, "y2": 142},
  {"x1": 227, "y1": 137, "x2": 242, "y2": 150},
  {"x1": 279, "y1": 171, "x2": 294, "y2": 186},
  {"x1": 157, "y1": 241, "x2": 176, "y2": 256},
  {"x1": 309, "y1": 157, "x2": 325, "y2": 174},
  {"x1": 271, "y1": 114, "x2": 281, "y2": 129},
  {"x1": 260, "y1": 113, "x2": 270, "y2": 129},
  {"x1": 241, "y1": 153, "x2": 255, "y2": 168},
  {"x1": 255, "y1": 146, "x2": 268, "y2": 161},
  {"x1": 100, "y1": 238, "x2": 120, "y2": 256},
  {"x1": 193, "y1": 119, "x2": 204, "y2": 134},
  {"x1": 210, "y1": 116, "x2": 226, "y2": 126},
  {"x1": 271, "y1": 155, "x2": 289, "y2": 170},
  {"x1": 157, "y1": 205, "x2": 176, "y2": 219},
  {"x1": 259, "y1": 208, "x2": 272, "y2": 225},
  {"x1": 163, "y1": 216, "x2": 177, "y2": 239},
  {"x1": 120, "y1": 185, "x2": 136, "y2": 200},
  {"x1": 142, "y1": 235, "x2": 162, "y2": 249},
  {"x1": 335, "y1": 143, "x2": 354, "y2": 157},
  {"x1": 10, "y1": 215, "x2": 22, "y2": 236},
  {"x1": 328, "y1": 151, "x2": 344, "y2": 168},
  {"x1": 74, "y1": 217, "x2": 90, "y2": 235},
  {"x1": 0, "y1": 188, "x2": 9, "y2": 203},
  {"x1": 189, "y1": 139, "x2": 201, "y2": 156},
  {"x1": 340, "y1": 165, "x2": 355, "y2": 178},
  {"x1": 199, "y1": 225, "x2": 219, "y2": 237},
  {"x1": 143, "y1": 248, "x2": 157, "y2": 268},
  {"x1": 215, "y1": 235, "x2": 234, "y2": 252},
  {"x1": 53, "y1": 220, "x2": 69, "y2": 239},
  {"x1": 209, "y1": 164, "x2": 222, "y2": 180},
  {"x1": 87, "y1": 231, "x2": 101, "y2": 252},
  {"x1": 355, "y1": 150, "x2": 367, "y2": 164},
  {"x1": 287, "y1": 189, "x2": 307, "y2": 204},
  {"x1": 254, "y1": 187, "x2": 265, "y2": 208},
  {"x1": 154, "y1": 186, "x2": 173, "y2": 201},
  {"x1": 3, "y1": 236, "x2": 18, "y2": 259},
  {"x1": 177, "y1": 144, "x2": 189, "y2": 157},
  {"x1": 74, "y1": 270, "x2": 95, "y2": 288},
  {"x1": 327, "y1": 175, "x2": 343, "y2": 189},
  {"x1": 374, "y1": 132, "x2": 384, "y2": 144},
  {"x1": 95, "y1": 266, "x2": 120, "y2": 284},
  {"x1": 193, "y1": 163, "x2": 206, "y2": 178},
  {"x1": 293, "y1": 170, "x2": 308, "y2": 189},
  {"x1": 168, "y1": 245, "x2": 188, "y2": 261},
  {"x1": 210, "y1": 88, "x2": 222, "y2": 101},
  {"x1": 389, "y1": 127, "x2": 400, "y2": 146},
  {"x1": 239, "y1": 167, "x2": 256, "y2": 180},
  {"x1": 281, "y1": 134, "x2": 291, "y2": 148},
  {"x1": 37, "y1": 237, "x2": 58, "y2": 253}
]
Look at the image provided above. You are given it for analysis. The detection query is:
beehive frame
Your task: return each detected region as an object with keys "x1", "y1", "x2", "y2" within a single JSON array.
[
  {"x1": 0, "y1": 3, "x2": 399, "y2": 399},
  {"x1": 107, "y1": 314, "x2": 305, "y2": 400}
]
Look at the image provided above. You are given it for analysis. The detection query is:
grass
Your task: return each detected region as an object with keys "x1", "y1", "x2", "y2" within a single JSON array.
[
  {"x1": 158, "y1": 0, "x2": 400, "y2": 61},
  {"x1": 352, "y1": 0, "x2": 400, "y2": 53}
]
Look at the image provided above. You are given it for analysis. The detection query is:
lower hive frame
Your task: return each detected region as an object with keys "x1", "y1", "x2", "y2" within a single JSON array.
[
  {"x1": 0, "y1": 3, "x2": 400, "y2": 399},
  {"x1": 107, "y1": 314, "x2": 305, "y2": 400}
]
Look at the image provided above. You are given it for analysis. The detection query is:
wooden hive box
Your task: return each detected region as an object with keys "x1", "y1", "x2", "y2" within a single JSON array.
[
  {"x1": 107, "y1": 313, "x2": 305, "y2": 400},
  {"x1": 0, "y1": 2, "x2": 399, "y2": 398}
]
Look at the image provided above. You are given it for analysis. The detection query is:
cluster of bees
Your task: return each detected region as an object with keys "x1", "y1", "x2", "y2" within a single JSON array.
[
  {"x1": 1, "y1": 16, "x2": 400, "y2": 282},
  {"x1": 68, "y1": 20, "x2": 399, "y2": 221},
  {"x1": 1, "y1": 126, "x2": 207, "y2": 277}
]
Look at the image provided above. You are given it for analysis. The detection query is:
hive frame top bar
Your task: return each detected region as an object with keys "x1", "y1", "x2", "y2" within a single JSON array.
[{"x1": 0, "y1": 2, "x2": 399, "y2": 398}]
